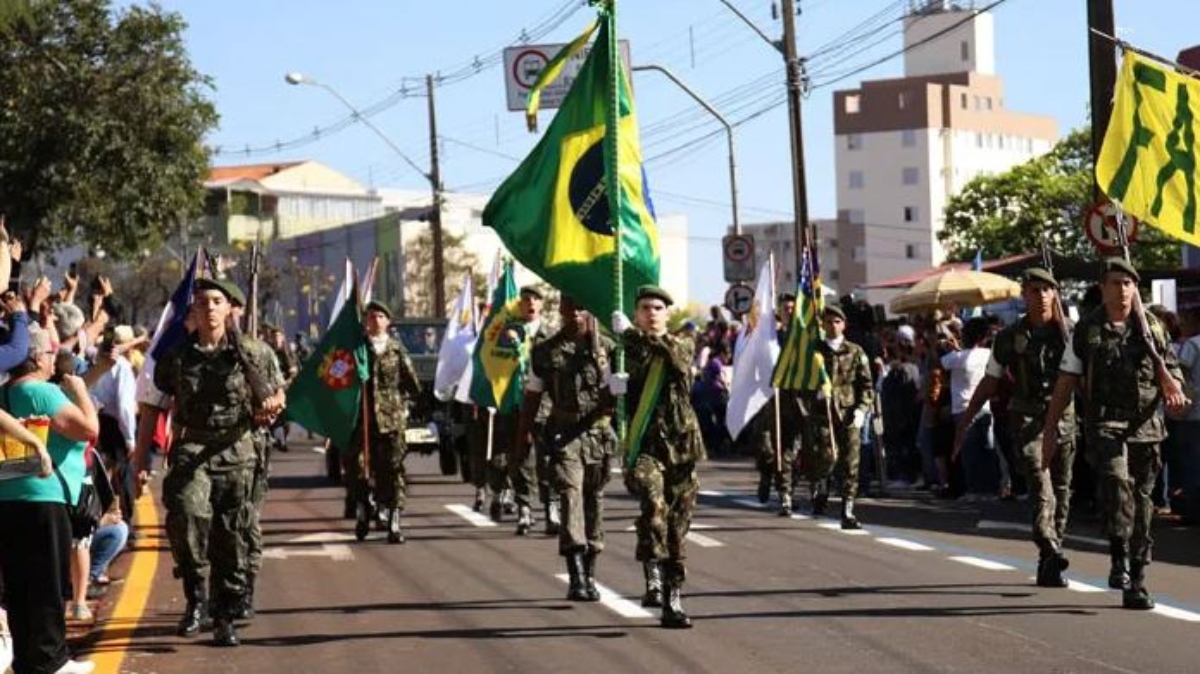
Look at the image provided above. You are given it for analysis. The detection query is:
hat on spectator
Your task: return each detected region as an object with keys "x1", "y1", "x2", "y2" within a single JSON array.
[
  {"x1": 519, "y1": 285, "x2": 544, "y2": 300},
  {"x1": 1102, "y1": 257, "x2": 1140, "y2": 282},
  {"x1": 51, "y1": 302, "x2": 85, "y2": 337},
  {"x1": 822, "y1": 304, "x2": 847, "y2": 321},
  {"x1": 194, "y1": 277, "x2": 246, "y2": 307},
  {"x1": 1020, "y1": 266, "x2": 1058, "y2": 288},
  {"x1": 112, "y1": 325, "x2": 135, "y2": 346},
  {"x1": 896, "y1": 325, "x2": 916, "y2": 344},
  {"x1": 364, "y1": 300, "x2": 392, "y2": 319},
  {"x1": 636, "y1": 285, "x2": 674, "y2": 307}
]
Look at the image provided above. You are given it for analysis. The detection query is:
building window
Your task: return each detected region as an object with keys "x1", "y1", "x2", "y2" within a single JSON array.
[
  {"x1": 847, "y1": 133, "x2": 863, "y2": 150},
  {"x1": 906, "y1": 243, "x2": 919, "y2": 259},
  {"x1": 904, "y1": 206, "x2": 919, "y2": 222},
  {"x1": 848, "y1": 170, "x2": 864, "y2": 189},
  {"x1": 828, "y1": 269, "x2": 840, "y2": 282},
  {"x1": 975, "y1": 132, "x2": 983, "y2": 148},
  {"x1": 845, "y1": 94, "x2": 861, "y2": 114},
  {"x1": 827, "y1": 238, "x2": 838, "y2": 249},
  {"x1": 961, "y1": 92, "x2": 968, "y2": 109},
  {"x1": 974, "y1": 95, "x2": 982, "y2": 110},
  {"x1": 985, "y1": 97, "x2": 993, "y2": 111},
  {"x1": 901, "y1": 129, "x2": 917, "y2": 147},
  {"x1": 961, "y1": 40, "x2": 969, "y2": 61},
  {"x1": 897, "y1": 91, "x2": 909, "y2": 110},
  {"x1": 848, "y1": 209, "x2": 865, "y2": 224},
  {"x1": 852, "y1": 245, "x2": 866, "y2": 262},
  {"x1": 902, "y1": 167, "x2": 919, "y2": 186}
]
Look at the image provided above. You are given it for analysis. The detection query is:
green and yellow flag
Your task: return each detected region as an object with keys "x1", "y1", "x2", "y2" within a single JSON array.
[
  {"x1": 482, "y1": 16, "x2": 659, "y2": 320},
  {"x1": 1097, "y1": 50, "x2": 1200, "y2": 245},
  {"x1": 286, "y1": 280, "x2": 369, "y2": 449},
  {"x1": 772, "y1": 246, "x2": 831, "y2": 395},
  {"x1": 467, "y1": 260, "x2": 528, "y2": 413}
]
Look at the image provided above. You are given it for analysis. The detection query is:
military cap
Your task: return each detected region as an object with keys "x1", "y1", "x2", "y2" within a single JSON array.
[
  {"x1": 519, "y1": 285, "x2": 545, "y2": 300},
  {"x1": 364, "y1": 300, "x2": 392, "y2": 319},
  {"x1": 1020, "y1": 266, "x2": 1058, "y2": 288},
  {"x1": 194, "y1": 277, "x2": 246, "y2": 307},
  {"x1": 636, "y1": 284, "x2": 674, "y2": 307},
  {"x1": 822, "y1": 304, "x2": 847, "y2": 321},
  {"x1": 1102, "y1": 257, "x2": 1140, "y2": 282},
  {"x1": 777, "y1": 291, "x2": 797, "y2": 303}
]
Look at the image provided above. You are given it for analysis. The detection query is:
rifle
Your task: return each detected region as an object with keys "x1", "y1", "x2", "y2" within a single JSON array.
[
  {"x1": 1039, "y1": 233, "x2": 1071, "y2": 344},
  {"x1": 248, "y1": 232, "x2": 261, "y2": 341}
]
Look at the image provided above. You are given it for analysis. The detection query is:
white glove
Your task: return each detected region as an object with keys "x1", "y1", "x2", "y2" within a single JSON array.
[
  {"x1": 852, "y1": 409, "x2": 865, "y2": 429},
  {"x1": 608, "y1": 372, "x2": 629, "y2": 396},
  {"x1": 611, "y1": 310, "x2": 632, "y2": 334}
]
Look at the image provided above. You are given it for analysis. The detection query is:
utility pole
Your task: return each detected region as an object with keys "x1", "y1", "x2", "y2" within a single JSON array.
[
  {"x1": 427, "y1": 73, "x2": 447, "y2": 316},
  {"x1": 781, "y1": 0, "x2": 812, "y2": 267},
  {"x1": 1086, "y1": 0, "x2": 1117, "y2": 203}
]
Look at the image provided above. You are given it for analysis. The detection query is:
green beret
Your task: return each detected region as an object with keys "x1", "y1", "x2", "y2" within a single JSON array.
[
  {"x1": 519, "y1": 285, "x2": 544, "y2": 300},
  {"x1": 364, "y1": 300, "x2": 392, "y2": 319},
  {"x1": 1102, "y1": 257, "x2": 1140, "y2": 282},
  {"x1": 636, "y1": 284, "x2": 674, "y2": 307},
  {"x1": 1020, "y1": 267, "x2": 1058, "y2": 289},
  {"x1": 777, "y1": 291, "x2": 797, "y2": 303},
  {"x1": 194, "y1": 277, "x2": 246, "y2": 307},
  {"x1": 822, "y1": 304, "x2": 847, "y2": 321}
]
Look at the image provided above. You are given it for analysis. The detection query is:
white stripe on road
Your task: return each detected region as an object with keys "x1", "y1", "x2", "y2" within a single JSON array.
[
  {"x1": 686, "y1": 532, "x2": 724, "y2": 548},
  {"x1": 624, "y1": 523, "x2": 717, "y2": 531},
  {"x1": 949, "y1": 555, "x2": 1016, "y2": 571},
  {"x1": 1066, "y1": 580, "x2": 1106, "y2": 593},
  {"x1": 1153, "y1": 604, "x2": 1200, "y2": 623},
  {"x1": 554, "y1": 574, "x2": 655, "y2": 619},
  {"x1": 732, "y1": 497, "x2": 769, "y2": 510},
  {"x1": 876, "y1": 537, "x2": 934, "y2": 552},
  {"x1": 976, "y1": 520, "x2": 1107, "y2": 547},
  {"x1": 699, "y1": 490, "x2": 727, "y2": 498},
  {"x1": 445, "y1": 504, "x2": 499, "y2": 528},
  {"x1": 817, "y1": 522, "x2": 869, "y2": 536},
  {"x1": 311, "y1": 446, "x2": 326, "y2": 455}
]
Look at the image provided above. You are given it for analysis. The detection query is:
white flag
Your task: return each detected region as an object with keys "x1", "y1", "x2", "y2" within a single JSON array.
[
  {"x1": 435, "y1": 273, "x2": 478, "y2": 401},
  {"x1": 327, "y1": 258, "x2": 353, "y2": 330},
  {"x1": 725, "y1": 255, "x2": 778, "y2": 439}
]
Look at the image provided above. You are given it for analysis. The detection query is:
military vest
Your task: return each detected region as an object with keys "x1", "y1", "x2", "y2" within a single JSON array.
[
  {"x1": 814, "y1": 339, "x2": 874, "y2": 416},
  {"x1": 531, "y1": 331, "x2": 615, "y2": 431},
  {"x1": 1073, "y1": 308, "x2": 1169, "y2": 440},
  {"x1": 161, "y1": 335, "x2": 256, "y2": 433},
  {"x1": 991, "y1": 316, "x2": 1070, "y2": 415}
]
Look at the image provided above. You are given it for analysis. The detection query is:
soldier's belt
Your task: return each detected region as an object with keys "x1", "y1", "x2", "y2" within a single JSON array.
[
  {"x1": 1093, "y1": 406, "x2": 1138, "y2": 422},
  {"x1": 173, "y1": 424, "x2": 251, "y2": 444}
]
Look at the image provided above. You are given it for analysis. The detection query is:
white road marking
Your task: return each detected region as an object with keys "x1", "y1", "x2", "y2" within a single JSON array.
[
  {"x1": 311, "y1": 445, "x2": 326, "y2": 455},
  {"x1": 554, "y1": 574, "x2": 655, "y2": 619},
  {"x1": 1152, "y1": 604, "x2": 1200, "y2": 623},
  {"x1": 624, "y1": 523, "x2": 717, "y2": 531},
  {"x1": 1066, "y1": 580, "x2": 1106, "y2": 593},
  {"x1": 788, "y1": 512, "x2": 811, "y2": 521},
  {"x1": 686, "y1": 532, "x2": 724, "y2": 548},
  {"x1": 263, "y1": 544, "x2": 354, "y2": 562},
  {"x1": 732, "y1": 498, "x2": 769, "y2": 510},
  {"x1": 445, "y1": 504, "x2": 499, "y2": 528},
  {"x1": 976, "y1": 519, "x2": 1107, "y2": 547},
  {"x1": 949, "y1": 555, "x2": 1016, "y2": 571},
  {"x1": 699, "y1": 490, "x2": 727, "y2": 498},
  {"x1": 817, "y1": 522, "x2": 869, "y2": 536},
  {"x1": 876, "y1": 537, "x2": 934, "y2": 552}
]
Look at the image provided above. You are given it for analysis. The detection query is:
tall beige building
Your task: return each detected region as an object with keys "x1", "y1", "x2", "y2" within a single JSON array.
[{"x1": 833, "y1": 0, "x2": 1057, "y2": 307}]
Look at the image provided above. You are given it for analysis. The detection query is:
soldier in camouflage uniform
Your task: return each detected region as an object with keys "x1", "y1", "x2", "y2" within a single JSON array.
[
  {"x1": 955, "y1": 268, "x2": 1075, "y2": 587},
  {"x1": 153, "y1": 277, "x2": 286, "y2": 647},
  {"x1": 754, "y1": 292, "x2": 802, "y2": 515},
  {"x1": 342, "y1": 300, "x2": 422, "y2": 544},
  {"x1": 801, "y1": 305, "x2": 874, "y2": 529},
  {"x1": 1043, "y1": 258, "x2": 1188, "y2": 610},
  {"x1": 612, "y1": 285, "x2": 704, "y2": 629},
  {"x1": 507, "y1": 286, "x2": 553, "y2": 535},
  {"x1": 519, "y1": 296, "x2": 615, "y2": 600}
]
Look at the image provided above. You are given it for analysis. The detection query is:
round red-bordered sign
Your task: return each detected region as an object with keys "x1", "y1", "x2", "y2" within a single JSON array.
[
  {"x1": 1083, "y1": 200, "x2": 1139, "y2": 254},
  {"x1": 510, "y1": 49, "x2": 550, "y2": 90}
]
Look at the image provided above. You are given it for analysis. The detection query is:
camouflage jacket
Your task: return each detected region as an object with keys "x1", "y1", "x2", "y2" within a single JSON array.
[
  {"x1": 992, "y1": 316, "x2": 1073, "y2": 417},
  {"x1": 365, "y1": 336, "x2": 421, "y2": 435},
  {"x1": 530, "y1": 331, "x2": 616, "y2": 433},
  {"x1": 1073, "y1": 308, "x2": 1183, "y2": 442},
  {"x1": 811, "y1": 339, "x2": 874, "y2": 420},
  {"x1": 623, "y1": 329, "x2": 705, "y2": 465}
]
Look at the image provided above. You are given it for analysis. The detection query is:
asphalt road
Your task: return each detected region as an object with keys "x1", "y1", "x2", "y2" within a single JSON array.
[{"x1": 87, "y1": 441, "x2": 1200, "y2": 674}]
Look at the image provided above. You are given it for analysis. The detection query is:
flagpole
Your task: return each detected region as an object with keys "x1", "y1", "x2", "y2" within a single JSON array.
[
  {"x1": 773, "y1": 390, "x2": 782, "y2": 478},
  {"x1": 356, "y1": 276, "x2": 372, "y2": 485},
  {"x1": 486, "y1": 407, "x2": 496, "y2": 462},
  {"x1": 603, "y1": 0, "x2": 627, "y2": 446}
]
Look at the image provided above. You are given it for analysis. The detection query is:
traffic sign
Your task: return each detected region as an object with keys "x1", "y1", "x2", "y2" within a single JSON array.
[
  {"x1": 1084, "y1": 200, "x2": 1139, "y2": 254},
  {"x1": 502, "y1": 40, "x2": 633, "y2": 112},
  {"x1": 723, "y1": 234, "x2": 755, "y2": 283},
  {"x1": 725, "y1": 283, "x2": 754, "y2": 316}
]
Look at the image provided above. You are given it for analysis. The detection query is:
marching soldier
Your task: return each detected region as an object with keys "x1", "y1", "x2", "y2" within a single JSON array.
[
  {"x1": 518, "y1": 296, "x2": 615, "y2": 600},
  {"x1": 153, "y1": 277, "x2": 285, "y2": 647},
  {"x1": 1043, "y1": 258, "x2": 1188, "y2": 610},
  {"x1": 344, "y1": 300, "x2": 422, "y2": 544},
  {"x1": 755, "y1": 292, "x2": 801, "y2": 515},
  {"x1": 612, "y1": 285, "x2": 705, "y2": 629},
  {"x1": 955, "y1": 267, "x2": 1075, "y2": 587},
  {"x1": 801, "y1": 305, "x2": 874, "y2": 529}
]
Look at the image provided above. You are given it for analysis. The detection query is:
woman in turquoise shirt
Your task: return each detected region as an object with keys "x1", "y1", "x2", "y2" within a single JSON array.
[{"x1": 0, "y1": 327, "x2": 99, "y2": 674}]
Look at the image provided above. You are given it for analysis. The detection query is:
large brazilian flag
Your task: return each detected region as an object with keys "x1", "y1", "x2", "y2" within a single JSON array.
[{"x1": 482, "y1": 16, "x2": 659, "y2": 320}]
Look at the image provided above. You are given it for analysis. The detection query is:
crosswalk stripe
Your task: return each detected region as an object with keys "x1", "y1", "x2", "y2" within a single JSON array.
[
  {"x1": 876, "y1": 537, "x2": 934, "y2": 551},
  {"x1": 444, "y1": 504, "x2": 499, "y2": 528},
  {"x1": 554, "y1": 574, "x2": 655, "y2": 619},
  {"x1": 949, "y1": 556, "x2": 1016, "y2": 571}
]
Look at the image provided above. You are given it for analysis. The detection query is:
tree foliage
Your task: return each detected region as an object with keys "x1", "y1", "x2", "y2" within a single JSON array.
[
  {"x1": 0, "y1": 0, "x2": 217, "y2": 257},
  {"x1": 403, "y1": 228, "x2": 483, "y2": 318},
  {"x1": 938, "y1": 127, "x2": 1179, "y2": 270}
]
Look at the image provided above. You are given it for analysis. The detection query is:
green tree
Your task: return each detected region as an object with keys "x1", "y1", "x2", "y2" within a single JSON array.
[
  {"x1": 403, "y1": 229, "x2": 482, "y2": 318},
  {"x1": 938, "y1": 127, "x2": 1179, "y2": 270},
  {"x1": 0, "y1": 0, "x2": 217, "y2": 257}
]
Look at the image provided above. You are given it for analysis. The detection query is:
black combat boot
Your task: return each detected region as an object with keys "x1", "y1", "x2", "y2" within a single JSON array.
[
  {"x1": 565, "y1": 551, "x2": 589, "y2": 601},
  {"x1": 473, "y1": 487, "x2": 485, "y2": 513},
  {"x1": 641, "y1": 560, "x2": 664, "y2": 608},
  {"x1": 1122, "y1": 559, "x2": 1155, "y2": 610},
  {"x1": 841, "y1": 498, "x2": 861, "y2": 530},
  {"x1": 778, "y1": 492, "x2": 793, "y2": 517},
  {"x1": 212, "y1": 615, "x2": 240, "y2": 647},
  {"x1": 354, "y1": 499, "x2": 371, "y2": 541},
  {"x1": 1035, "y1": 542, "x2": 1069, "y2": 588},
  {"x1": 544, "y1": 500, "x2": 561, "y2": 535},
  {"x1": 387, "y1": 508, "x2": 405, "y2": 545},
  {"x1": 343, "y1": 495, "x2": 355, "y2": 520},
  {"x1": 515, "y1": 504, "x2": 533, "y2": 536},
  {"x1": 660, "y1": 568, "x2": 692, "y2": 629},
  {"x1": 176, "y1": 578, "x2": 211, "y2": 637},
  {"x1": 235, "y1": 574, "x2": 256, "y2": 621},
  {"x1": 757, "y1": 475, "x2": 771, "y2": 504},
  {"x1": 489, "y1": 496, "x2": 503, "y2": 522},
  {"x1": 811, "y1": 482, "x2": 829, "y2": 517},
  {"x1": 582, "y1": 550, "x2": 601, "y2": 601},
  {"x1": 1108, "y1": 538, "x2": 1131, "y2": 590}
]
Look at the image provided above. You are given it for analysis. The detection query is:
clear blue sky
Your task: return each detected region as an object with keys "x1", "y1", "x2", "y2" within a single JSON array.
[{"x1": 135, "y1": 0, "x2": 1195, "y2": 307}]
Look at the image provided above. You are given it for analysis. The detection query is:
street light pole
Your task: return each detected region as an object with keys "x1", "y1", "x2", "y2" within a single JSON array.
[{"x1": 632, "y1": 64, "x2": 740, "y2": 234}]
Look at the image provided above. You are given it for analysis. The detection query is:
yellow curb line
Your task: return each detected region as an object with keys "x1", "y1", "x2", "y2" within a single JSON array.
[{"x1": 87, "y1": 493, "x2": 161, "y2": 674}]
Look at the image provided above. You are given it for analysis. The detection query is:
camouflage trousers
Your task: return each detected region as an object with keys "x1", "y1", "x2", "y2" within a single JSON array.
[
  {"x1": 1011, "y1": 413, "x2": 1073, "y2": 554},
  {"x1": 626, "y1": 454, "x2": 699, "y2": 584},
  {"x1": 754, "y1": 402, "x2": 800, "y2": 496},
  {"x1": 163, "y1": 436, "x2": 256, "y2": 616},
  {"x1": 245, "y1": 429, "x2": 273, "y2": 579},
  {"x1": 1088, "y1": 434, "x2": 1161, "y2": 563},
  {"x1": 551, "y1": 427, "x2": 612, "y2": 555},
  {"x1": 802, "y1": 413, "x2": 861, "y2": 499},
  {"x1": 342, "y1": 430, "x2": 409, "y2": 511}
]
